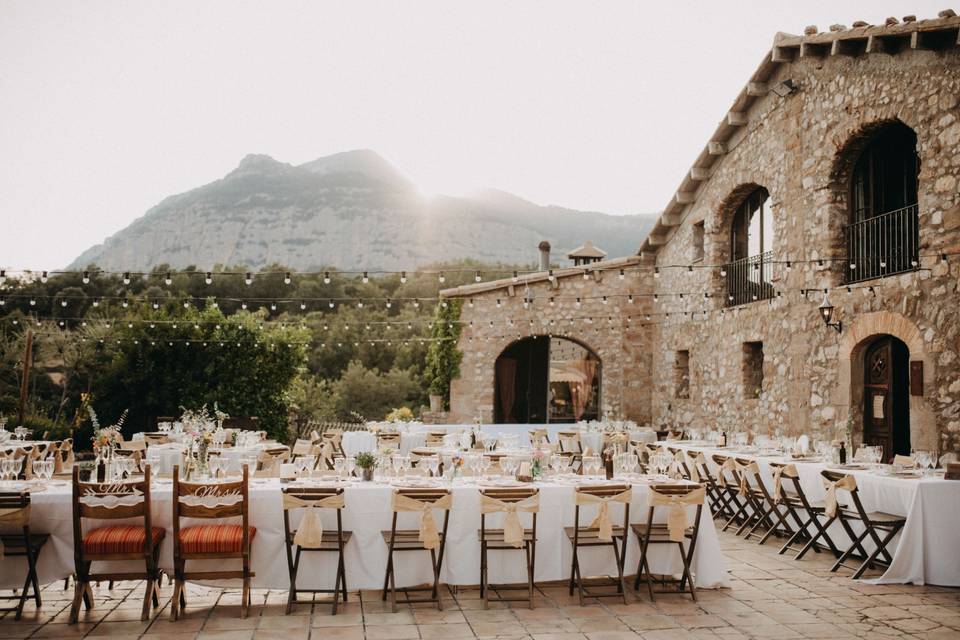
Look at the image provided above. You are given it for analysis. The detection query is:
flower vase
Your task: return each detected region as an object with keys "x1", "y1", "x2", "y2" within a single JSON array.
[
  {"x1": 362, "y1": 467, "x2": 374, "y2": 482},
  {"x1": 531, "y1": 460, "x2": 542, "y2": 480}
]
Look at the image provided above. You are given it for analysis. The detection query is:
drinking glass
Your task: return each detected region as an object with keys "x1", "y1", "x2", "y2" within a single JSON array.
[
  {"x1": 582, "y1": 455, "x2": 600, "y2": 478},
  {"x1": 334, "y1": 457, "x2": 346, "y2": 480},
  {"x1": 422, "y1": 456, "x2": 439, "y2": 477}
]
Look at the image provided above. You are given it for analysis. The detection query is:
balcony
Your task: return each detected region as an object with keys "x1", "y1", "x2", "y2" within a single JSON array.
[
  {"x1": 724, "y1": 251, "x2": 774, "y2": 307},
  {"x1": 844, "y1": 204, "x2": 919, "y2": 284}
]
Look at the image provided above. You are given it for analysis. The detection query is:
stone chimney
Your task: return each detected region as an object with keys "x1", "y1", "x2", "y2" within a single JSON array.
[{"x1": 538, "y1": 241, "x2": 551, "y2": 271}]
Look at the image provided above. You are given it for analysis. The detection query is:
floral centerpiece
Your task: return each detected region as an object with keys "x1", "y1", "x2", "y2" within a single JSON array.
[
  {"x1": 355, "y1": 451, "x2": 376, "y2": 481},
  {"x1": 178, "y1": 404, "x2": 227, "y2": 478},
  {"x1": 89, "y1": 407, "x2": 126, "y2": 482},
  {"x1": 530, "y1": 448, "x2": 546, "y2": 479},
  {"x1": 445, "y1": 455, "x2": 465, "y2": 484},
  {"x1": 385, "y1": 407, "x2": 414, "y2": 423}
]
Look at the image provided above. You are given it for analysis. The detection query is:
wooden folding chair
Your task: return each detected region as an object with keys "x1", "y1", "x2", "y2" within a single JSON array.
[
  {"x1": 769, "y1": 462, "x2": 840, "y2": 559},
  {"x1": 479, "y1": 487, "x2": 538, "y2": 609},
  {"x1": 632, "y1": 483, "x2": 704, "y2": 601},
  {"x1": 69, "y1": 465, "x2": 164, "y2": 623},
  {"x1": 820, "y1": 470, "x2": 906, "y2": 580},
  {"x1": 566, "y1": 484, "x2": 631, "y2": 605},
  {"x1": 711, "y1": 454, "x2": 749, "y2": 531},
  {"x1": 0, "y1": 492, "x2": 49, "y2": 619},
  {"x1": 735, "y1": 460, "x2": 795, "y2": 544},
  {"x1": 381, "y1": 488, "x2": 452, "y2": 612},
  {"x1": 281, "y1": 486, "x2": 350, "y2": 614},
  {"x1": 170, "y1": 464, "x2": 255, "y2": 619}
]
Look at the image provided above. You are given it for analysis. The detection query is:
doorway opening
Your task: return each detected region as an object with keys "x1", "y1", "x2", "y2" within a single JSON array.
[{"x1": 494, "y1": 336, "x2": 601, "y2": 424}]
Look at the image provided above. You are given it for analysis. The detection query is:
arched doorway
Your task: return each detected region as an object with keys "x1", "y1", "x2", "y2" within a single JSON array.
[
  {"x1": 863, "y1": 335, "x2": 911, "y2": 460},
  {"x1": 494, "y1": 336, "x2": 601, "y2": 424}
]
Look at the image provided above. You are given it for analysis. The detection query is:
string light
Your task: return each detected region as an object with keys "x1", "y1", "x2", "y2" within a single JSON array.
[
  {"x1": 205, "y1": 272, "x2": 213, "y2": 285},
  {"x1": 362, "y1": 272, "x2": 369, "y2": 284},
  {"x1": 284, "y1": 272, "x2": 292, "y2": 285},
  {"x1": 323, "y1": 272, "x2": 331, "y2": 284},
  {"x1": 400, "y1": 271, "x2": 407, "y2": 284},
  {"x1": 164, "y1": 272, "x2": 172, "y2": 285},
  {"x1": 245, "y1": 273, "x2": 253, "y2": 285},
  {"x1": 82, "y1": 271, "x2": 90, "y2": 284}
]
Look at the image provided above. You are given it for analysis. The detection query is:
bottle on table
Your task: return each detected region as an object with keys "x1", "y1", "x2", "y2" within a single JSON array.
[
  {"x1": 839, "y1": 441, "x2": 847, "y2": 464},
  {"x1": 718, "y1": 431, "x2": 727, "y2": 447}
]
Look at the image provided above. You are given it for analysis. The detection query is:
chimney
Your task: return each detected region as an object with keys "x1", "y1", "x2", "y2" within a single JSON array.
[{"x1": 538, "y1": 241, "x2": 551, "y2": 272}]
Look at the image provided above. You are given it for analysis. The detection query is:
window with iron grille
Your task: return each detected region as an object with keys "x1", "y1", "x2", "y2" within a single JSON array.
[
  {"x1": 845, "y1": 122, "x2": 919, "y2": 283},
  {"x1": 724, "y1": 187, "x2": 775, "y2": 306}
]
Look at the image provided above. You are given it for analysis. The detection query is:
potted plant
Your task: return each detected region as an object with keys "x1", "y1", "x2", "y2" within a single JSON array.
[{"x1": 355, "y1": 452, "x2": 376, "y2": 481}]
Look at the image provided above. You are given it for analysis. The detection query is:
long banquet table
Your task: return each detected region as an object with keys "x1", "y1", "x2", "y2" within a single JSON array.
[
  {"x1": 659, "y1": 440, "x2": 960, "y2": 586},
  {"x1": 0, "y1": 476, "x2": 729, "y2": 592}
]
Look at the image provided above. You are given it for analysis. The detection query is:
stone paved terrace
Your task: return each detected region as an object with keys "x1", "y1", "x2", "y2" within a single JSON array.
[{"x1": 2, "y1": 531, "x2": 959, "y2": 640}]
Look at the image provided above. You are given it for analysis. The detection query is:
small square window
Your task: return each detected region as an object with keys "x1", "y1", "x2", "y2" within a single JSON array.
[
  {"x1": 674, "y1": 350, "x2": 690, "y2": 399},
  {"x1": 742, "y1": 342, "x2": 763, "y2": 398},
  {"x1": 692, "y1": 221, "x2": 705, "y2": 262}
]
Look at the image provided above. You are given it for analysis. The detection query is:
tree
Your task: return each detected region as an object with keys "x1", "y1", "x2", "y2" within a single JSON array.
[{"x1": 423, "y1": 300, "x2": 463, "y2": 410}]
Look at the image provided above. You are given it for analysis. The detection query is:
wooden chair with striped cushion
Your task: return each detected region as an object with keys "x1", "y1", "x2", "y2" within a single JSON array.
[
  {"x1": 171, "y1": 464, "x2": 255, "y2": 619},
  {"x1": 0, "y1": 491, "x2": 50, "y2": 619},
  {"x1": 69, "y1": 465, "x2": 164, "y2": 623}
]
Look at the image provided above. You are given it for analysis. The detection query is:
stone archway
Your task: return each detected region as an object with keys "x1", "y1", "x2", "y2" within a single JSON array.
[{"x1": 835, "y1": 311, "x2": 937, "y2": 451}]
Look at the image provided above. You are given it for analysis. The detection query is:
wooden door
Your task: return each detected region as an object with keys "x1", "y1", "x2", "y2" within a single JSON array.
[{"x1": 863, "y1": 338, "x2": 894, "y2": 460}]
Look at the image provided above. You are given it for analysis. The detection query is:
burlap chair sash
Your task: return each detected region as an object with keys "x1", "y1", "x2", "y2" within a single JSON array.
[
  {"x1": 714, "y1": 457, "x2": 736, "y2": 487},
  {"x1": 669, "y1": 451, "x2": 687, "y2": 480},
  {"x1": 686, "y1": 452, "x2": 706, "y2": 483},
  {"x1": 772, "y1": 464, "x2": 798, "y2": 503},
  {"x1": 479, "y1": 493, "x2": 539, "y2": 548},
  {"x1": 649, "y1": 486, "x2": 705, "y2": 542},
  {"x1": 736, "y1": 461, "x2": 759, "y2": 497},
  {"x1": 822, "y1": 474, "x2": 858, "y2": 518},
  {"x1": 0, "y1": 503, "x2": 30, "y2": 560},
  {"x1": 392, "y1": 492, "x2": 453, "y2": 550},
  {"x1": 575, "y1": 488, "x2": 632, "y2": 541},
  {"x1": 291, "y1": 439, "x2": 314, "y2": 456},
  {"x1": 282, "y1": 492, "x2": 345, "y2": 548},
  {"x1": 893, "y1": 454, "x2": 916, "y2": 468}
]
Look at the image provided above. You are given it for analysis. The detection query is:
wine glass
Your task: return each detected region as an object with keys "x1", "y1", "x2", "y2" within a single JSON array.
[
  {"x1": 333, "y1": 457, "x2": 346, "y2": 480},
  {"x1": 422, "y1": 456, "x2": 439, "y2": 478},
  {"x1": 582, "y1": 455, "x2": 600, "y2": 478}
]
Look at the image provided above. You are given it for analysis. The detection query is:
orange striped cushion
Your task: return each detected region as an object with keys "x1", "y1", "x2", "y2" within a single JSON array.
[
  {"x1": 178, "y1": 525, "x2": 256, "y2": 554},
  {"x1": 83, "y1": 525, "x2": 165, "y2": 555}
]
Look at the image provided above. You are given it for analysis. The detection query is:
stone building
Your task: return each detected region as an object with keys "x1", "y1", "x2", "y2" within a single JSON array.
[{"x1": 441, "y1": 12, "x2": 960, "y2": 458}]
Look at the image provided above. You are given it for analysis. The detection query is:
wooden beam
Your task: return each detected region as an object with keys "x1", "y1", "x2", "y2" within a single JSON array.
[
  {"x1": 727, "y1": 111, "x2": 748, "y2": 126},
  {"x1": 689, "y1": 167, "x2": 711, "y2": 181},
  {"x1": 646, "y1": 234, "x2": 667, "y2": 247},
  {"x1": 746, "y1": 82, "x2": 768, "y2": 96},
  {"x1": 660, "y1": 212, "x2": 683, "y2": 227},
  {"x1": 708, "y1": 141, "x2": 727, "y2": 155},
  {"x1": 866, "y1": 35, "x2": 885, "y2": 54},
  {"x1": 675, "y1": 191, "x2": 696, "y2": 205},
  {"x1": 771, "y1": 46, "x2": 794, "y2": 62}
]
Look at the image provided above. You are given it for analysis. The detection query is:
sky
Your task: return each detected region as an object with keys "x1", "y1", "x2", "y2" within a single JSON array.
[{"x1": 0, "y1": 0, "x2": 947, "y2": 270}]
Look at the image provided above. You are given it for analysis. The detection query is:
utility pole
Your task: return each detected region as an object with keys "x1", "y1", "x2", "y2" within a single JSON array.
[{"x1": 17, "y1": 330, "x2": 33, "y2": 425}]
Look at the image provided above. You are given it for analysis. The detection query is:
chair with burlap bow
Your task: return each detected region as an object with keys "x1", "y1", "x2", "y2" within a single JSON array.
[
  {"x1": 769, "y1": 462, "x2": 840, "y2": 560},
  {"x1": 711, "y1": 454, "x2": 749, "y2": 532},
  {"x1": 381, "y1": 488, "x2": 453, "y2": 612},
  {"x1": 565, "y1": 484, "x2": 632, "y2": 605},
  {"x1": 281, "y1": 486, "x2": 351, "y2": 614},
  {"x1": 632, "y1": 483, "x2": 704, "y2": 601},
  {"x1": 170, "y1": 464, "x2": 255, "y2": 619},
  {"x1": 478, "y1": 488, "x2": 539, "y2": 609},
  {"x1": 0, "y1": 492, "x2": 49, "y2": 619},
  {"x1": 69, "y1": 465, "x2": 164, "y2": 623},
  {"x1": 820, "y1": 470, "x2": 906, "y2": 579},
  {"x1": 734, "y1": 459, "x2": 796, "y2": 545}
]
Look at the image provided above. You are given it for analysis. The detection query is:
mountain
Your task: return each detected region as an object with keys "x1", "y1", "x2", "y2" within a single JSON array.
[{"x1": 70, "y1": 150, "x2": 657, "y2": 272}]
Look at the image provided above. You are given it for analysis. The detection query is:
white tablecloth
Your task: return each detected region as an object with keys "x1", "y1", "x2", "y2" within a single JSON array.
[
  {"x1": 1, "y1": 477, "x2": 729, "y2": 591},
  {"x1": 145, "y1": 443, "x2": 283, "y2": 474},
  {"x1": 341, "y1": 432, "x2": 427, "y2": 456},
  {"x1": 662, "y1": 441, "x2": 960, "y2": 586}
]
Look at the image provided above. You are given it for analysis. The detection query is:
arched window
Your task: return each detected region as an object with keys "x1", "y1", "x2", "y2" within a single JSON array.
[
  {"x1": 725, "y1": 186, "x2": 774, "y2": 306},
  {"x1": 846, "y1": 122, "x2": 919, "y2": 282}
]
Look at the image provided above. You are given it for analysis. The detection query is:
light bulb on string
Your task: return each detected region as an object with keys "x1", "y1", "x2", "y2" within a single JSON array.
[
  {"x1": 152, "y1": 301, "x2": 159, "y2": 310},
  {"x1": 356, "y1": 301, "x2": 363, "y2": 308},
  {"x1": 121, "y1": 300, "x2": 128, "y2": 308},
  {"x1": 323, "y1": 272, "x2": 331, "y2": 284},
  {"x1": 300, "y1": 301, "x2": 306, "y2": 310},
  {"x1": 619, "y1": 269, "x2": 625, "y2": 280},
  {"x1": 245, "y1": 273, "x2": 253, "y2": 285},
  {"x1": 284, "y1": 272, "x2": 292, "y2": 285},
  {"x1": 582, "y1": 270, "x2": 589, "y2": 280},
  {"x1": 654, "y1": 267, "x2": 660, "y2": 278},
  {"x1": 60, "y1": 299, "x2": 67, "y2": 307},
  {"x1": 385, "y1": 299, "x2": 392, "y2": 308},
  {"x1": 82, "y1": 271, "x2": 90, "y2": 284},
  {"x1": 211, "y1": 301, "x2": 218, "y2": 308},
  {"x1": 0, "y1": 270, "x2": 5, "y2": 285},
  {"x1": 204, "y1": 272, "x2": 212, "y2": 285},
  {"x1": 241, "y1": 301, "x2": 248, "y2": 310},
  {"x1": 362, "y1": 272, "x2": 369, "y2": 284},
  {"x1": 475, "y1": 271, "x2": 482, "y2": 282},
  {"x1": 413, "y1": 300, "x2": 420, "y2": 308},
  {"x1": 270, "y1": 303, "x2": 277, "y2": 311},
  {"x1": 400, "y1": 271, "x2": 407, "y2": 284},
  {"x1": 438, "y1": 272, "x2": 445, "y2": 284},
  {"x1": 40, "y1": 270, "x2": 48, "y2": 283},
  {"x1": 164, "y1": 272, "x2": 172, "y2": 285}
]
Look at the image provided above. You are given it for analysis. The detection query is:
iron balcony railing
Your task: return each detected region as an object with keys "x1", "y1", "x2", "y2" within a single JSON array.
[
  {"x1": 724, "y1": 251, "x2": 775, "y2": 307},
  {"x1": 844, "y1": 204, "x2": 919, "y2": 284}
]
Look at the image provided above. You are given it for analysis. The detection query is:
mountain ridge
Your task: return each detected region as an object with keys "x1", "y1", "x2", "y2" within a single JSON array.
[{"x1": 70, "y1": 150, "x2": 657, "y2": 272}]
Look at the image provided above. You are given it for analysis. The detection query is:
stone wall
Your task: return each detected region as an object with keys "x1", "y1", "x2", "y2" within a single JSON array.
[
  {"x1": 650, "y1": 48, "x2": 960, "y2": 452},
  {"x1": 444, "y1": 260, "x2": 654, "y2": 424}
]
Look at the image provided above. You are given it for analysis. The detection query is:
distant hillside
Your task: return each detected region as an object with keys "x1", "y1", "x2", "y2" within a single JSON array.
[{"x1": 70, "y1": 149, "x2": 657, "y2": 272}]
